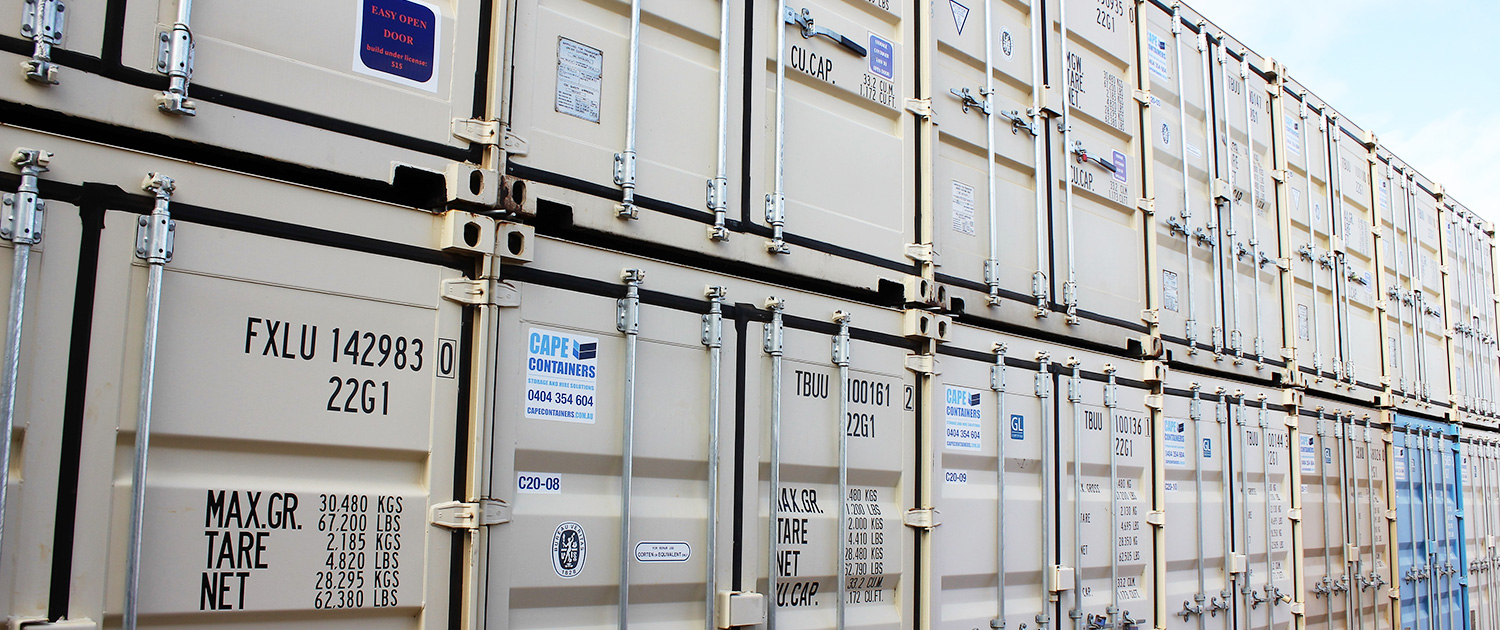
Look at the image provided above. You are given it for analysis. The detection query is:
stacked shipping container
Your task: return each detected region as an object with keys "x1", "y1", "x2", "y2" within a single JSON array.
[{"x1": 0, "y1": 0, "x2": 1498, "y2": 629}]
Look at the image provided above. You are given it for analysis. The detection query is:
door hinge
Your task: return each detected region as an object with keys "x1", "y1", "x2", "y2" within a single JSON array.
[
  {"x1": 902, "y1": 311, "x2": 951, "y2": 342},
  {"x1": 903, "y1": 508, "x2": 941, "y2": 530},
  {"x1": 452, "y1": 118, "x2": 501, "y2": 145},
  {"x1": 904, "y1": 243, "x2": 934, "y2": 263},
  {"x1": 442, "y1": 278, "x2": 490, "y2": 305},
  {"x1": 1145, "y1": 510, "x2": 1165, "y2": 526},
  {"x1": 20, "y1": 0, "x2": 65, "y2": 84},
  {"x1": 154, "y1": 16, "x2": 197, "y2": 116},
  {"x1": 1287, "y1": 508, "x2": 1302, "y2": 522},
  {"x1": 431, "y1": 498, "x2": 510, "y2": 530},
  {"x1": 904, "y1": 98, "x2": 933, "y2": 120},
  {"x1": 493, "y1": 280, "x2": 521, "y2": 308},
  {"x1": 715, "y1": 591, "x2": 766, "y2": 628},
  {"x1": 904, "y1": 354, "x2": 938, "y2": 374},
  {"x1": 1132, "y1": 89, "x2": 1151, "y2": 105},
  {"x1": 1136, "y1": 197, "x2": 1154, "y2": 215}
]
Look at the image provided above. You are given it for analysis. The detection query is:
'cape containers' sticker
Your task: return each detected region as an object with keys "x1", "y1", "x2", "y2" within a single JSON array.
[
  {"x1": 944, "y1": 385, "x2": 982, "y2": 451},
  {"x1": 354, "y1": 0, "x2": 441, "y2": 91},
  {"x1": 526, "y1": 327, "x2": 598, "y2": 423},
  {"x1": 1164, "y1": 418, "x2": 1187, "y2": 467}
]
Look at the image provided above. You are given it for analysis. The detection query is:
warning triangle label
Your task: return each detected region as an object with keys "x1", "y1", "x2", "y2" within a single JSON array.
[{"x1": 950, "y1": 0, "x2": 970, "y2": 35}]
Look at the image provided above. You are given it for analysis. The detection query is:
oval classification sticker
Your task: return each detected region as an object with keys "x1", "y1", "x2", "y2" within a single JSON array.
[{"x1": 552, "y1": 521, "x2": 587, "y2": 578}]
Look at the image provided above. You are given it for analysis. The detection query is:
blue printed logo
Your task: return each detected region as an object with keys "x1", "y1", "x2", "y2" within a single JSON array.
[
  {"x1": 869, "y1": 34, "x2": 894, "y2": 80},
  {"x1": 360, "y1": 0, "x2": 438, "y2": 84},
  {"x1": 1201, "y1": 438, "x2": 1212, "y2": 458},
  {"x1": 1112, "y1": 150, "x2": 1128, "y2": 184},
  {"x1": 1010, "y1": 414, "x2": 1024, "y2": 440}
]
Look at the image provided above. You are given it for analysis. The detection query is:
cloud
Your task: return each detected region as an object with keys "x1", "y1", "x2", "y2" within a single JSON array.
[{"x1": 1381, "y1": 109, "x2": 1500, "y2": 220}]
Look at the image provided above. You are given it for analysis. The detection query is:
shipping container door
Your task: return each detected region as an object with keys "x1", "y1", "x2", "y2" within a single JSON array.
[
  {"x1": 50, "y1": 160, "x2": 473, "y2": 627},
  {"x1": 1409, "y1": 180, "x2": 1447, "y2": 405},
  {"x1": 126, "y1": 0, "x2": 479, "y2": 165},
  {"x1": 929, "y1": 0, "x2": 1047, "y2": 306},
  {"x1": 1160, "y1": 381, "x2": 1230, "y2": 630},
  {"x1": 1047, "y1": 0, "x2": 1145, "y2": 328},
  {"x1": 1330, "y1": 123, "x2": 1379, "y2": 387},
  {"x1": 1145, "y1": 5, "x2": 1216, "y2": 356},
  {"x1": 1221, "y1": 394, "x2": 1294, "y2": 630},
  {"x1": 1057, "y1": 361, "x2": 1153, "y2": 628},
  {"x1": 0, "y1": 154, "x2": 86, "y2": 621},
  {"x1": 757, "y1": 0, "x2": 913, "y2": 261},
  {"x1": 1472, "y1": 435, "x2": 1500, "y2": 630},
  {"x1": 1344, "y1": 419, "x2": 1391, "y2": 630},
  {"x1": 1394, "y1": 418, "x2": 1465, "y2": 630},
  {"x1": 484, "y1": 259, "x2": 734, "y2": 629},
  {"x1": 1462, "y1": 434, "x2": 1491, "y2": 630},
  {"x1": 1377, "y1": 158, "x2": 1419, "y2": 403},
  {"x1": 1285, "y1": 89, "x2": 1338, "y2": 385},
  {"x1": 503, "y1": 0, "x2": 729, "y2": 221},
  {"x1": 929, "y1": 342, "x2": 1048, "y2": 630},
  {"x1": 1300, "y1": 410, "x2": 1350, "y2": 630},
  {"x1": 1216, "y1": 52, "x2": 1283, "y2": 366},
  {"x1": 1394, "y1": 427, "x2": 1429, "y2": 630},
  {"x1": 754, "y1": 305, "x2": 914, "y2": 629}
]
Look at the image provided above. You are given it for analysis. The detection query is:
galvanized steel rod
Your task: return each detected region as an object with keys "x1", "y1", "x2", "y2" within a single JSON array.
[
  {"x1": 1216, "y1": 44, "x2": 1242, "y2": 359},
  {"x1": 1104, "y1": 366, "x2": 1120, "y2": 630},
  {"x1": 993, "y1": 344, "x2": 1009, "y2": 629},
  {"x1": 1335, "y1": 415, "x2": 1354, "y2": 622},
  {"x1": 1240, "y1": 54, "x2": 1265, "y2": 363},
  {"x1": 707, "y1": 0, "x2": 731, "y2": 240},
  {"x1": 1348, "y1": 418, "x2": 1366, "y2": 630},
  {"x1": 1436, "y1": 432, "x2": 1455, "y2": 630},
  {"x1": 765, "y1": 2, "x2": 789, "y2": 254},
  {"x1": 0, "y1": 148, "x2": 47, "y2": 571},
  {"x1": 1419, "y1": 429, "x2": 1437, "y2": 630},
  {"x1": 1389, "y1": 169, "x2": 1408, "y2": 394},
  {"x1": 702, "y1": 287, "x2": 726, "y2": 630},
  {"x1": 156, "y1": 0, "x2": 196, "y2": 116},
  {"x1": 982, "y1": 0, "x2": 1001, "y2": 305},
  {"x1": 1201, "y1": 29, "x2": 1224, "y2": 355},
  {"x1": 1216, "y1": 392, "x2": 1233, "y2": 614},
  {"x1": 614, "y1": 0, "x2": 642, "y2": 219},
  {"x1": 1328, "y1": 116, "x2": 1353, "y2": 383},
  {"x1": 832, "y1": 311, "x2": 851, "y2": 630},
  {"x1": 1303, "y1": 97, "x2": 1325, "y2": 376},
  {"x1": 765, "y1": 298, "x2": 786, "y2": 630},
  {"x1": 124, "y1": 173, "x2": 176, "y2": 630},
  {"x1": 1037, "y1": 352, "x2": 1056, "y2": 630},
  {"x1": 1407, "y1": 174, "x2": 1429, "y2": 400},
  {"x1": 1172, "y1": 4, "x2": 1198, "y2": 348},
  {"x1": 1258, "y1": 400, "x2": 1276, "y2": 625},
  {"x1": 1317, "y1": 412, "x2": 1335, "y2": 621},
  {"x1": 1363, "y1": 421, "x2": 1381, "y2": 618},
  {"x1": 1190, "y1": 385, "x2": 1207, "y2": 627},
  {"x1": 617, "y1": 268, "x2": 644, "y2": 629},
  {"x1": 1058, "y1": 1, "x2": 1079, "y2": 325},
  {"x1": 1067, "y1": 360, "x2": 1084, "y2": 630},
  {"x1": 1028, "y1": 0, "x2": 1048, "y2": 316},
  {"x1": 1402, "y1": 431, "x2": 1420, "y2": 620},
  {"x1": 1234, "y1": 395, "x2": 1255, "y2": 627}
]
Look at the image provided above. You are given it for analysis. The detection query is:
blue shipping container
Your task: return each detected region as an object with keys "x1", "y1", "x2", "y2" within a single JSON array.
[{"x1": 1394, "y1": 415, "x2": 1467, "y2": 630}]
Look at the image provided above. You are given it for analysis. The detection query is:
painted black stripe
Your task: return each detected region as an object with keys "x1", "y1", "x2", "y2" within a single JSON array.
[
  {"x1": 730, "y1": 310, "x2": 748, "y2": 592},
  {"x1": 47, "y1": 203, "x2": 104, "y2": 620},
  {"x1": 0, "y1": 100, "x2": 448, "y2": 208},
  {"x1": 508, "y1": 163, "x2": 920, "y2": 275},
  {"x1": 448, "y1": 305, "x2": 475, "y2": 630}
]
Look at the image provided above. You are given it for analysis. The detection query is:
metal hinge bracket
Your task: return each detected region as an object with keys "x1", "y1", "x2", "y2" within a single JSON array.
[
  {"x1": 904, "y1": 354, "x2": 938, "y2": 374},
  {"x1": 1132, "y1": 89, "x2": 1151, "y2": 105},
  {"x1": 715, "y1": 591, "x2": 767, "y2": 628},
  {"x1": 1145, "y1": 510, "x2": 1165, "y2": 526},
  {"x1": 431, "y1": 499, "x2": 510, "y2": 530},
  {"x1": 905, "y1": 98, "x2": 933, "y2": 120},
  {"x1": 452, "y1": 118, "x2": 501, "y2": 145},
  {"x1": 493, "y1": 281, "x2": 522, "y2": 308},
  {"x1": 3, "y1": 148, "x2": 51, "y2": 244},
  {"x1": 1287, "y1": 508, "x2": 1302, "y2": 521},
  {"x1": 154, "y1": 20, "x2": 197, "y2": 116},
  {"x1": 903, "y1": 508, "x2": 941, "y2": 530},
  {"x1": 442, "y1": 278, "x2": 490, "y2": 305},
  {"x1": 904, "y1": 243, "x2": 934, "y2": 263},
  {"x1": 1137, "y1": 197, "x2": 1154, "y2": 215}
]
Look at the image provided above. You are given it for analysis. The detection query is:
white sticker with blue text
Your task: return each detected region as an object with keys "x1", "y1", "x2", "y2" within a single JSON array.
[
  {"x1": 944, "y1": 385, "x2": 983, "y2": 451},
  {"x1": 526, "y1": 327, "x2": 599, "y2": 423}
]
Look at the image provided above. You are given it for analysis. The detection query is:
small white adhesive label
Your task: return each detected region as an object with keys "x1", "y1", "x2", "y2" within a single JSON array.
[
  {"x1": 1300, "y1": 435, "x2": 1317, "y2": 473},
  {"x1": 951, "y1": 180, "x2": 976, "y2": 236},
  {"x1": 1285, "y1": 114, "x2": 1302, "y2": 155},
  {"x1": 1162, "y1": 269, "x2": 1179, "y2": 312},
  {"x1": 635, "y1": 541, "x2": 691, "y2": 563},
  {"x1": 556, "y1": 38, "x2": 603, "y2": 123},
  {"x1": 517, "y1": 471, "x2": 563, "y2": 494},
  {"x1": 1164, "y1": 418, "x2": 1188, "y2": 467},
  {"x1": 944, "y1": 469, "x2": 970, "y2": 485},
  {"x1": 526, "y1": 327, "x2": 599, "y2": 423},
  {"x1": 1147, "y1": 32, "x2": 1170, "y2": 82}
]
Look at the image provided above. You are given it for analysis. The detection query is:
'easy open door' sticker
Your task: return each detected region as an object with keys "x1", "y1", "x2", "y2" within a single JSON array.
[{"x1": 354, "y1": 0, "x2": 441, "y2": 92}]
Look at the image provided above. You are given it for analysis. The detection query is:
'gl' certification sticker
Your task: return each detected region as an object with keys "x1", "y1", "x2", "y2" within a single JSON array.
[
  {"x1": 354, "y1": 0, "x2": 441, "y2": 92},
  {"x1": 552, "y1": 522, "x2": 587, "y2": 578}
]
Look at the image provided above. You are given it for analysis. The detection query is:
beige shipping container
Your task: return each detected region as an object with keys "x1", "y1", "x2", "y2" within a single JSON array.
[
  {"x1": 1461, "y1": 429, "x2": 1500, "y2": 630},
  {"x1": 0, "y1": 124, "x2": 492, "y2": 628},
  {"x1": 482, "y1": 236, "x2": 916, "y2": 630},
  {"x1": 500, "y1": 0, "x2": 917, "y2": 293},
  {"x1": 1144, "y1": 3, "x2": 1289, "y2": 381},
  {"x1": 2, "y1": 0, "x2": 493, "y2": 191},
  {"x1": 1298, "y1": 396, "x2": 1392, "y2": 630},
  {"x1": 1443, "y1": 202, "x2": 1498, "y2": 421},
  {"x1": 1375, "y1": 154, "x2": 1451, "y2": 416}
]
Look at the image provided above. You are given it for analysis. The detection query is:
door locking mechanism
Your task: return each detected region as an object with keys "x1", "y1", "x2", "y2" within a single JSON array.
[{"x1": 783, "y1": 6, "x2": 867, "y2": 57}]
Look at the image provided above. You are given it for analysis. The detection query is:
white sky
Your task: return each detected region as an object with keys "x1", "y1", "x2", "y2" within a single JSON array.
[{"x1": 1181, "y1": 0, "x2": 1500, "y2": 219}]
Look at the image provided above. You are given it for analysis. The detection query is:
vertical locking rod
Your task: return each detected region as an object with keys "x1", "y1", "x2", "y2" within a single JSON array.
[
  {"x1": 124, "y1": 173, "x2": 177, "y2": 630},
  {"x1": 832, "y1": 311, "x2": 851, "y2": 630},
  {"x1": 702, "y1": 287, "x2": 726, "y2": 630},
  {"x1": 706, "y1": 0, "x2": 731, "y2": 239},
  {"x1": 613, "y1": 0, "x2": 642, "y2": 218},
  {"x1": 155, "y1": 0, "x2": 196, "y2": 115},
  {"x1": 0, "y1": 148, "x2": 49, "y2": 569},
  {"x1": 616, "y1": 268, "x2": 644, "y2": 628},
  {"x1": 992, "y1": 344, "x2": 1009, "y2": 630},
  {"x1": 764, "y1": 297, "x2": 785, "y2": 630}
]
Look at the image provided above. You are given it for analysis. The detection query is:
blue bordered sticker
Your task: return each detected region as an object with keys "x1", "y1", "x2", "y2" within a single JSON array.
[
  {"x1": 354, "y1": 0, "x2": 442, "y2": 92},
  {"x1": 869, "y1": 34, "x2": 894, "y2": 81}
]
